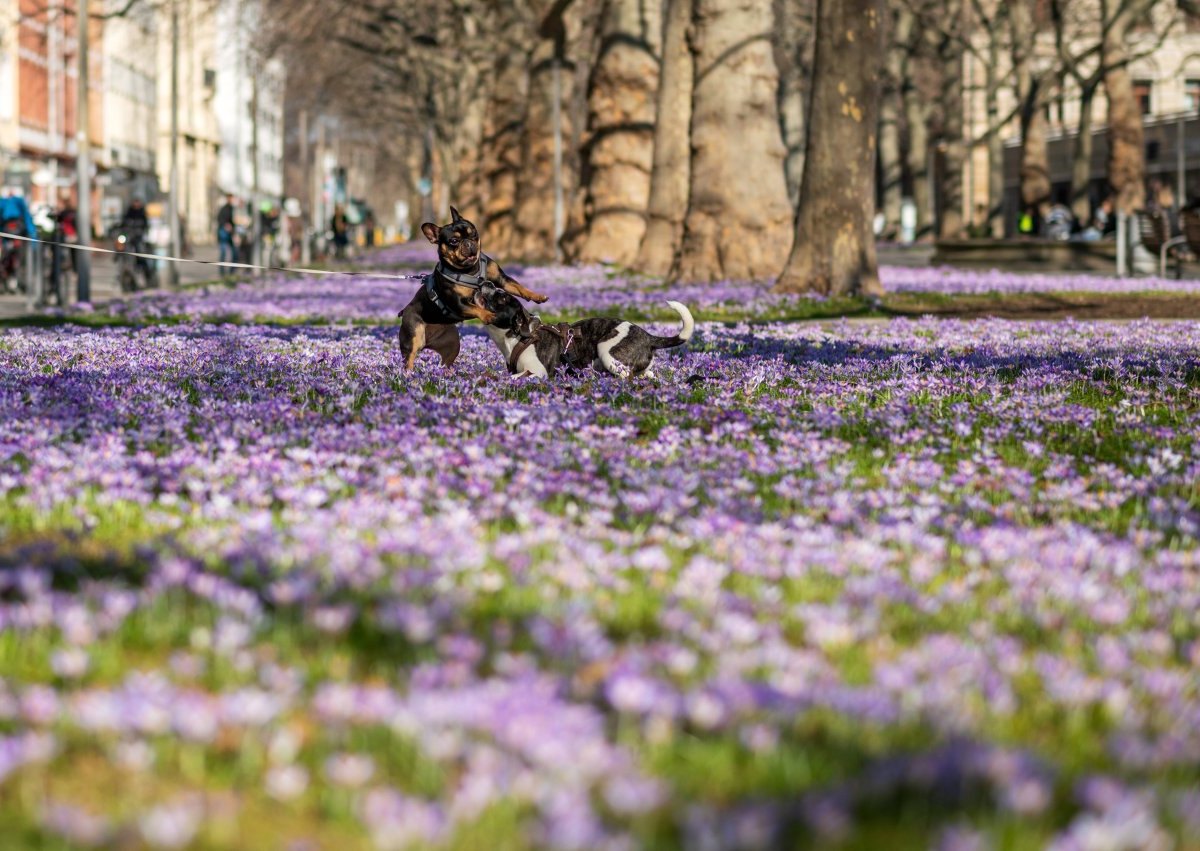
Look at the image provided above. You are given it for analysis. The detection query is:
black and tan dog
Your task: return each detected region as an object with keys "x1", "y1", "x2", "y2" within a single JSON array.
[
  {"x1": 397, "y1": 208, "x2": 548, "y2": 370},
  {"x1": 482, "y1": 289, "x2": 694, "y2": 379}
]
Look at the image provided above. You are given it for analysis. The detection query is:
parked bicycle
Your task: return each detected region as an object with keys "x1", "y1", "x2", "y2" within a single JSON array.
[
  {"x1": 41, "y1": 209, "x2": 77, "y2": 306},
  {"x1": 111, "y1": 224, "x2": 158, "y2": 293}
]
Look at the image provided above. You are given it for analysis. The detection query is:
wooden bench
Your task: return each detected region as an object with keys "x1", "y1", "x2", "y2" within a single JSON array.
[{"x1": 1135, "y1": 209, "x2": 1187, "y2": 278}]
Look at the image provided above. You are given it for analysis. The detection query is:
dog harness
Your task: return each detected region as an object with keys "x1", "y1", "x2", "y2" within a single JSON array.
[
  {"x1": 508, "y1": 319, "x2": 574, "y2": 374},
  {"x1": 424, "y1": 254, "x2": 494, "y2": 320}
]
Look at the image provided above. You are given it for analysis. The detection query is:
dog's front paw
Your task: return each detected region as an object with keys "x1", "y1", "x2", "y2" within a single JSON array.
[{"x1": 530, "y1": 293, "x2": 550, "y2": 304}]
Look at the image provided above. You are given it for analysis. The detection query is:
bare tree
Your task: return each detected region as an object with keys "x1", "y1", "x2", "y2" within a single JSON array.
[
  {"x1": 672, "y1": 0, "x2": 793, "y2": 282},
  {"x1": 1101, "y1": 0, "x2": 1164, "y2": 214},
  {"x1": 634, "y1": 0, "x2": 693, "y2": 276},
  {"x1": 1009, "y1": 0, "x2": 1053, "y2": 224},
  {"x1": 479, "y1": 1, "x2": 538, "y2": 248},
  {"x1": 936, "y1": 0, "x2": 967, "y2": 239},
  {"x1": 772, "y1": 0, "x2": 815, "y2": 206},
  {"x1": 776, "y1": 0, "x2": 886, "y2": 296},
  {"x1": 564, "y1": 0, "x2": 662, "y2": 265},
  {"x1": 878, "y1": 4, "x2": 915, "y2": 237},
  {"x1": 902, "y1": 40, "x2": 936, "y2": 239},
  {"x1": 1051, "y1": 0, "x2": 1177, "y2": 222}
]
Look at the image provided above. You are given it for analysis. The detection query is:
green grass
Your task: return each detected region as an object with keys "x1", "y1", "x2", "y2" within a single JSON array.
[{"x1": 8, "y1": 288, "x2": 1200, "y2": 331}]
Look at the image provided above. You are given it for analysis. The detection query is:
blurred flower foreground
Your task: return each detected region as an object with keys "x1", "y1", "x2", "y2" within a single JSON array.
[{"x1": 2, "y1": 258, "x2": 1200, "y2": 850}]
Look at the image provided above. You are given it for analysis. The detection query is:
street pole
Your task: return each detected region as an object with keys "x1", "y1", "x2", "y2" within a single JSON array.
[
  {"x1": 250, "y1": 59, "x2": 260, "y2": 273},
  {"x1": 1177, "y1": 113, "x2": 1186, "y2": 213},
  {"x1": 75, "y1": 0, "x2": 91, "y2": 303},
  {"x1": 1116, "y1": 211, "x2": 1128, "y2": 277},
  {"x1": 168, "y1": 0, "x2": 181, "y2": 287},
  {"x1": 298, "y1": 108, "x2": 309, "y2": 263},
  {"x1": 315, "y1": 118, "x2": 326, "y2": 254}
]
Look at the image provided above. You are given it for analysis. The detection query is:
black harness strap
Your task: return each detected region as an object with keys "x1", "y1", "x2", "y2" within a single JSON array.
[
  {"x1": 507, "y1": 321, "x2": 574, "y2": 373},
  {"x1": 424, "y1": 254, "x2": 494, "y2": 321},
  {"x1": 435, "y1": 254, "x2": 491, "y2": 289}
]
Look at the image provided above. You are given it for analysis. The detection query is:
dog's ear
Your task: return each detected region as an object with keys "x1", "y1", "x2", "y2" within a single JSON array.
[
  {"x1": 420, "y1": 222, "x2": 440, "y2": 244},
  {"x1": 450, "y1": 206, "x2": 464, "y2": 223}
]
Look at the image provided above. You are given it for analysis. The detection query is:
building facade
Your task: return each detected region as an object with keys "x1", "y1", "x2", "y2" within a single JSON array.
[
  {"x1": 0, "y1": 0, "x2": 103, "y2": 215},
  {"x1": 213, "y1": 0, "x2": 285, "y2": 210},
  {"x1": 963, "y1": 6, "x2": 1200, "y2": 233},
  {"x1": 102, "y1": 2, "x2": 159, "y2": 231},
  {"x1": 154, "y1": 0, "x2": 222, "y2": 248}
]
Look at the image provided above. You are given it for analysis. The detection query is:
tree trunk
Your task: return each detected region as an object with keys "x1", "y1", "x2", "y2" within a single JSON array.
[
  {"x1": 773, "y1": 0, "x2": 814, "y2": 206},
  {"x1": 672, "y1": 0, "x2": 793, "y2": 282},
  {"x1": 512, "y1": 35, "x2": 573, "y2": 261},
  {"x1": 1019, "y1": 106, "x2": 1051, "y2": 217},
  {"x1": 565, "y1": 0, "x2": 662, "y2": 265},
  {"x1": 776, "y1": 0, "x2": 885, "y2": 296},
  {"x1": 1011, "y1": 0, "x2": 1050, "y2": 221},
  {"x1": 879, "y1": 86, "x2": 903, "y2": 237},
  {"x1": 879, "y1": 5, "x2": 913, "y2": 238},
  {"x1": 985, "y1": 40, "x2": 1004, "y2": 231},
  {"x1": 938, "y1": 6, "x2": 965, "y2": 240},
  {"x1": 1070, "y1": 85, "x2": 1097, "y2": 225},
  {"x1": 434, "y1": 6, "x2": 488, "y2": 218},
  {"x1": 903, "y1": 82, "x2": 933, "y2": 239},
  {"x1": 1103, "y1": 34, "x2": 1146, "y2": 214},
  {"x1": 635, "y1": 0, "x2": 693, "y2": 276},
  {"x1": 481, "y1": 4, "x2": 535, "y2": 251}
]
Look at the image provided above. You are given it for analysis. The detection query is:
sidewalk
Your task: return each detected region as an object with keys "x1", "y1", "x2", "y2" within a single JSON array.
[{"x1": 0, "y1": 243, "x2": 225, "y2": 320}]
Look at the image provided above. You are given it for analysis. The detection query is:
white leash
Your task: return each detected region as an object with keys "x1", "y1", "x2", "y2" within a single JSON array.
[{"x1": 0, "y1": 231, "x2": 428, "y2": 282}]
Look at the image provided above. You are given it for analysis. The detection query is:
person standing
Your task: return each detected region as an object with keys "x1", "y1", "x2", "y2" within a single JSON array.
[
  {"x1": 330, "y1": 204, "x2": 349, "y2": 260},
  {"x1": 0, "y1": 187, "x2": 36, "y2": 293},
  {"x1": 216, "y1": 193, "x2": 236, "y2": 277},
  {"x1": 363, "y1": 210, "x2": 376, "y2": 248}
]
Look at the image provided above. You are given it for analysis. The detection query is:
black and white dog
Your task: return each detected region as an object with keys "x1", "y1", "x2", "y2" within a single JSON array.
[{"x1": 481, "y1": 290, "x2": 694, "y2": 379}]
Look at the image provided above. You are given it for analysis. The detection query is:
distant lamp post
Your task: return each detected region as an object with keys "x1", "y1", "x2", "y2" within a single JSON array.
[
  {"x1": 75, "y1": 0, "x2": 91, "y2": 303},
  {"x1": 168, "y1": 0, "x2": 181, "y2": 287}
]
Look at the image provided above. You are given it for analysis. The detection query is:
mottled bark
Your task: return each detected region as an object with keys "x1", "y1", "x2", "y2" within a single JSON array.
[
  {"x1": 776, "y1": 0, "x2": 885, "y2": 296},
  {"x1": 1103, "y1": 35, "x2": 1145, "y2": 213},
  {"x1": 635, "y1": 0, "x2": 693, "y2": 276},
  {"x1": 566, "y1": 0, "x2": 662, "y2": 265},
  {"x1": 447, "y1": 78, "x2": 491, "y2": 222},
  {"x1": 673, "y1": 0, "x2": 793, "y2": 282},
  {"x1": 903, "y1": 81, "x2": 933, "y2": 239},
  {"x1": 879, "y1": 89, "x2": 903, "y2": 237},
  {"x1": 985, "y1": 39, "x2": 1004, "y2": 229},
  {"x1": 512, "y1": 38, "x2": 570, "y2": 260},
  {"x1": 1070, "y1": 86, "x2": 1098, "y2": 224},
  {"x1": 1011, "y1": 0, "x2": 1051, "y2": 218},
  {"x1": 879, "y1": 5, "x2": 913, "y2": 237},
  {"x1": 481, "y1": 4, "x2": 535, "y2": 251},
  {"x1": 773, "y1": 0, "x2": 814, "y2": 206},
  {"x1": 1019, "y1": 106, "x2": 1052, "y2": 215},
  {"x1": 938, "y1": 3, "x2": 965, "y2": 240}
]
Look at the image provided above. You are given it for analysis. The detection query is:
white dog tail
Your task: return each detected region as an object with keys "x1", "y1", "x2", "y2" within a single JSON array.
[{"x1": 649, "y1": 301, "x2": 694, "y2": 349}]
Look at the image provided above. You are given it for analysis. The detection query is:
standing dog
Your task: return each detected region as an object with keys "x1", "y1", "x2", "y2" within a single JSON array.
[
  {"x1": 482, "y1": 289, "x2": 694, "y2": 379},
  {"x1": 397, "y1": 208, "x2": 548, "y2": 370}
]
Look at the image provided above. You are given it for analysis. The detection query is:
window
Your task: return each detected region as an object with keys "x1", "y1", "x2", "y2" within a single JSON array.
[
  {"x1": 1133, "y1": 80, "x2": 1153, "y2": 115},
  {"x1": 203, "y1": 68, "x2": 216, "y2": 89},
  {"x1": 1186, "y1": 79, "x2": 1200, "y2": 114}
]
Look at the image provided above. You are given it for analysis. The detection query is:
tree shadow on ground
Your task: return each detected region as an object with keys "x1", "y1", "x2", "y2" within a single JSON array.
[{"x1": 702, "y1": 326, "x2": 1200, "y2": 380}]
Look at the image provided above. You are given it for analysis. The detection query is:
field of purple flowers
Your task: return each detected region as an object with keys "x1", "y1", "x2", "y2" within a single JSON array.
[
  {"x1": 2, "y1": 259, "x2": 1200, "y2": 849},
  {"x1": 66, "y1": 242, "x2": 1200, "y2": 327}
]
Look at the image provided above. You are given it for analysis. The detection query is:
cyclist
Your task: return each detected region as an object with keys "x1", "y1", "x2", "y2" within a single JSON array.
[
  {"x1": 0, "y1": 188, "x2": 35, "y2": 293},
  {"x1": 120, "y1": 198, "x2": 153, "y2": 280}
]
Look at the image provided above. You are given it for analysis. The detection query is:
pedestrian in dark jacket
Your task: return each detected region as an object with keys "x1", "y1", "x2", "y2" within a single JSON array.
[
  {"x1": 217, "y1": 194, "x2": 236, "y2": 275},
  {"x1": 331, "y1": 205, "x2": 349, "y2": 259}
]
